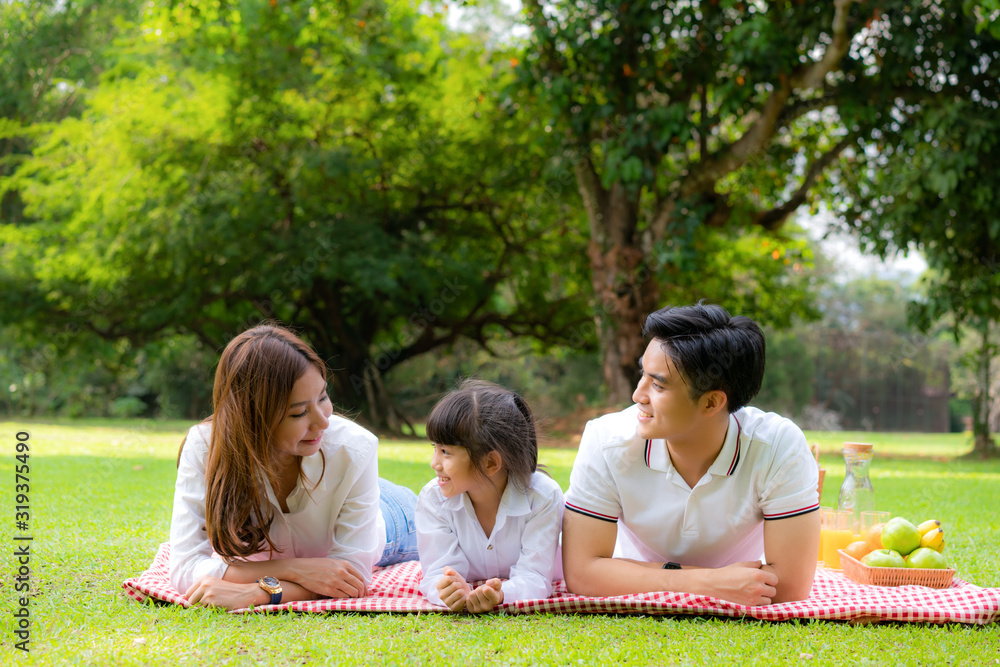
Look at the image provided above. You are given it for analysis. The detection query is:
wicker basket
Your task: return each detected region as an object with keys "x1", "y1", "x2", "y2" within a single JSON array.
[{"x1": 838, "y1": 550, "x2": 955, "y2": 588}]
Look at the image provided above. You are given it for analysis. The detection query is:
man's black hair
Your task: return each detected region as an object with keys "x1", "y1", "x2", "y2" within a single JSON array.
[{"x1": 641, "y1": 302, "x2": 765, "y2": 413}]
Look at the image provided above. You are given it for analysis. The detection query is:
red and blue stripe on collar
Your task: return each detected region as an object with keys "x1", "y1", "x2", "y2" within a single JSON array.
[{"x1": 644, "y1": 416, "x2": 743, "y2": 475}]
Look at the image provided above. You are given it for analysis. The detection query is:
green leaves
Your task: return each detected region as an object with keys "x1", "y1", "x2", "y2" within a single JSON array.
[
  {"x1": 964, "y1": 0, "x2": 1000, "y2": 38},
  {"x1": 0, "y1": 0, "x2": 594, "y2": 423}
]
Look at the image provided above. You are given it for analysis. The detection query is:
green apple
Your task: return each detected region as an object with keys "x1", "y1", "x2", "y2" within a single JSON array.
[
  {"x1": 906, "y1": 547, "x2": 950, "y2": 569},
  {"x1": 862, "y1": 549, "x2": 907, "y2": 568},
  {"x1": 881, "y1": 517, "x2": 921, "y2": 556}
]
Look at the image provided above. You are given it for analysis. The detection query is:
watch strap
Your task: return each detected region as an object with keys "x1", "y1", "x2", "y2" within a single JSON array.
[{"x1": 662, "y1": 561, "x2": 682, "y2": 570}]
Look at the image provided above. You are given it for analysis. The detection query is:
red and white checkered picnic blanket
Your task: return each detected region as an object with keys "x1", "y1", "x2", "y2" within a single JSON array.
[{"x1": 123, "y1": 543, "x2": 1000, "y2": 624}]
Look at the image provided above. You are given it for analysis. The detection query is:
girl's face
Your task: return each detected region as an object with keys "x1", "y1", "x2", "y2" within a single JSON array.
[
  {"x1": 273, "y1": 365, "x2": 332, "y2": 464},
  {"x1": 430, "y1": 443, "x2": 484, "y2": 499}
]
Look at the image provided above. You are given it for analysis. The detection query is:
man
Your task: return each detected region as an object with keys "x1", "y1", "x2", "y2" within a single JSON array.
[{"x1": 562, "y1": 303, "x2": 819, "y2": 605}]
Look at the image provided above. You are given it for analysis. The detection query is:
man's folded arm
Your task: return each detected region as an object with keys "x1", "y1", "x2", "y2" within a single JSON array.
[
  {"x1": 761, "y1": 510, "x2": 820, "y2": 603},
  {"x1": 562, "y1": 509, "x2": 780, "y2": 606},
  {"x1": 562, "y1": 509, "x2": 678, "y2": 596}
]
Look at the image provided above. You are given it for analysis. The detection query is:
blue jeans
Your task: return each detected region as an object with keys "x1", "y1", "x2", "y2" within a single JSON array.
[{"x1": 377, "y1": 478, "x2": 419, "y2": 567}]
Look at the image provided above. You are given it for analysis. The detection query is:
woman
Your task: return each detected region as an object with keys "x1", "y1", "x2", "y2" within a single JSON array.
[{"x1": 169, "y1": 324, "x2": 417, "y2": 609}]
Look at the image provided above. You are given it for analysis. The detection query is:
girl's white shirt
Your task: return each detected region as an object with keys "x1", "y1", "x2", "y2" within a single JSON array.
[
  {"x1": 416, "y1": 471, "x2": 564, "y2": 607},
  {"x1": 168, "y1": 416, "x2": 386, "y2": 593}
]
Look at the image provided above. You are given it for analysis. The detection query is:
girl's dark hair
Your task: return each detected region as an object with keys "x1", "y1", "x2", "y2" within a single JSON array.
[
  {"x1": 642, "y1": 302, "x2": 765, "y2": 413},
  {"x1": 425, "y1": 379, "x2": 538, "y2": 490}
]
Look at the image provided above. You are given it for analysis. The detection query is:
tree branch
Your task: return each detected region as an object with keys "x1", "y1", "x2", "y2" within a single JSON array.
[
  {"x1": 752, "y1": 135, "x2": 854, "y2": 230},
  {"x1": 675, "y1": 0, "x2": 862, "y2": 207},
  {"x1": 680, "y1": 80, "x2": 793, "y2": 199},
  {"x1": 775, "y1": 91, "x2": 839, "y2": 131},
  {"x1": 790, "y1": 0, "x2": 859, "y2": 90}
]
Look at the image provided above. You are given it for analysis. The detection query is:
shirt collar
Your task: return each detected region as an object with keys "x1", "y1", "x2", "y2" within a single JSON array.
[
  {"x1": 707, "y1": 413, "x2": 743, "y2": 477},
  {"x1": 440, "y1": 491, "x2": 466, "y2": 512},
  {"x1": 499, "y1": 478, "x2": 532, "y2": 516},
  {"x1": 645, "y1": 437, "x2": 671, "y2": 472},
  {"x1": 261, "y1": 449, "x2": 327, "y2": 508},
  {"x1": 644, "y1": 413, "x2": 743, "y2": 477},
  {"x1": 439, "y1": 477, "x2": 532, "y2": 517},
  {"x1": 300, "y1": 448, "x2": 327, "y2": 490}
]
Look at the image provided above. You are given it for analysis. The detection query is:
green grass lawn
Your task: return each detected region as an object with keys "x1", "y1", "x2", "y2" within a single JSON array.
[
  {"x1": 807, "y1": 430, "x2": 977, "y2": 459},
  {"x1": 1, "y1": 419, "x2": 999, "y2": 665}
]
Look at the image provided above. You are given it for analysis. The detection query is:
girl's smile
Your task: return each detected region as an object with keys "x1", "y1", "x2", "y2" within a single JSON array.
[{"x1": 430, "y1": 444, "x2": 479, "y2": 499}]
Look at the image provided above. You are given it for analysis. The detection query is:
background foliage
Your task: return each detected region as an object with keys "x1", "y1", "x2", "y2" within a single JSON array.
[{"x1": 0, "y1": 1, "x2": 997, "y2": 449}]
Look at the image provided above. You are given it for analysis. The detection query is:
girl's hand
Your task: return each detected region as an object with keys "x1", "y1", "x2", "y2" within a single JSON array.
[
  {"x1": 184, "y1": 576, "x2": 267, "y2": 610},
  {"x1": 436, "y1": 566, "x2": 472, "y2": 612},
  {"x1": 285, "y1": 558, "x2": 368, "y2": 599},
  {"x1": 466, "y1": 578, "x2": 504, "y2": 613}
]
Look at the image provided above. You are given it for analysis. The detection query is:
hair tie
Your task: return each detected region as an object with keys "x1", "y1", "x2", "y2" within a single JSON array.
[
  {"x1": 510, "y1": 392, "x2": 537, "y2": 450},
  {"x1": 511, "y1": 392, "x2": 529, "y2": 418}
]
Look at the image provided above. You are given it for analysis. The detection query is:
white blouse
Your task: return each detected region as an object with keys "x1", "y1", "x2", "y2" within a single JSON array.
[
  {"x1": 168, "y1": 416, "x2": 387, "y2": 593},
  {"x1": 416, "y1": 471, "x2": 564, "y2": 607}
]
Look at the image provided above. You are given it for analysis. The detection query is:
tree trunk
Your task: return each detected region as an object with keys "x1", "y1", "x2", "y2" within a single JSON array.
[
  {"x1": 589, "y1": 242, "x2": 660, "y2": 405},
  {"x1": 971, "y1": 326, "x2": 998, "y2": 458},
  {"x1": 328, "y1": 356, "x2": 415, "y2": 437},
  {"x1": 581, "y1": 183, "x2": 661, "y2": 406}
]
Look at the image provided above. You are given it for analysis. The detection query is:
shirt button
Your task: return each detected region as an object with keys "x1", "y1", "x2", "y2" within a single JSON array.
[{"x1": 487, "y1": 545, "x2": 493, "y2": 550}]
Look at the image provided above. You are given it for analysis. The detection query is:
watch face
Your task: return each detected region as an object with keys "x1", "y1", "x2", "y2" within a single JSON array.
[{"x1": 260, "y1": 576, "x2": 280, "y2": 588}]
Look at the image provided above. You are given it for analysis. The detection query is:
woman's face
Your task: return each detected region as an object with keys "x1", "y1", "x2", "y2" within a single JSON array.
[{"x1": 273, "y1": 365, "x2": 332, "y2": 464}]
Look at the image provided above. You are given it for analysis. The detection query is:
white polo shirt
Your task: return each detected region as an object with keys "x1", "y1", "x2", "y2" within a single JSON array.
[
  {"x1": 169, "y1": 416, "x2": 387, "y2": 593},
  {"x1": 416, "y1": 471, "x2": 564, "y2": 607},
  {"x1": 564, "y1": 405, "x2": 818, "y2": 567}
]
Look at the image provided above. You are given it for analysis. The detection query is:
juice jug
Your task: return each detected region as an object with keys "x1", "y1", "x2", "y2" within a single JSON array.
[{"x1": 838, "y1": 442, "x2": 874, "y2": 536}]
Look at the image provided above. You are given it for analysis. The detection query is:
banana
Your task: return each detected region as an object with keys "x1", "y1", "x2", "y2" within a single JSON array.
[
  {"x1": 920, "y1": 526, "x2": 945, "y2": 553},
  {"x1": 917, "y1": 519, "x2": 942, "y2": 537}
]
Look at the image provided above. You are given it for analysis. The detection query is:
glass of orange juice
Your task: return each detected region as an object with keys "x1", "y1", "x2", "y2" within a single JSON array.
[
  {"x1": 861, "y1": 510, "x2": 890, "y2": 550},
  {"x1": 861, "y1": 511, "x2": 890, "y2": 535},
  {"x1": 818, "y1": 507, "x2": 833, "y2": 564},
  {"x1": 821, "y1": 509, "x2": 854, "y2": 569}
]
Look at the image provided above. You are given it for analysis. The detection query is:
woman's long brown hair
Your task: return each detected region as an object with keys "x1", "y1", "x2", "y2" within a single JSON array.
[{"x1": 202, "y1": 324, "x2": 327, "y2": 561}]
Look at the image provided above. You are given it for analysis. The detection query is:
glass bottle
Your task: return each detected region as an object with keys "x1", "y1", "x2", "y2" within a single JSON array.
[{"x1": 837, "y1": 442, "x2": 875, "y2": 536}]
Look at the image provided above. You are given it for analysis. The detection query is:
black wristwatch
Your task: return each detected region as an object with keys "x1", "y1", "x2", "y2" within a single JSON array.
[
  {"x1": 256, "y1": 576, "x2": 283, "y2": 605},
  {"x1": 662, "y1": 561, "x2": 682, "y2": 570}
]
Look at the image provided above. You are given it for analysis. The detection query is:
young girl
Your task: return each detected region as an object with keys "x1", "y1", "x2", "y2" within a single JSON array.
[
  {"x1": 416, "y1": 380, "x2": 563, "y2": 612},
  {"x1": 170, "y1": 324, "x2": 418, "y2": 610}
]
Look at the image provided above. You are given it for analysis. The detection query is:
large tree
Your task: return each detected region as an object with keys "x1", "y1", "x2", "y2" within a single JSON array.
[
  {"x1": 515, "y1": 0, "x2": 995, "y2": 403},
  {"x1": 834, "y1": 102, "x2": 999, "y2": 456},
  {"x1": 821, "y1": 0, "x2": 1000, "y2": 457},
  {"x1": 0, "y1": 0, "x2": 593, "y2": 431}
]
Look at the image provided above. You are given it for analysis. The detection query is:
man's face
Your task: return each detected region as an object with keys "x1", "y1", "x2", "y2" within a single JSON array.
[{"x1": 632, "y1": 340, "x2": 704, "y2": 441}]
